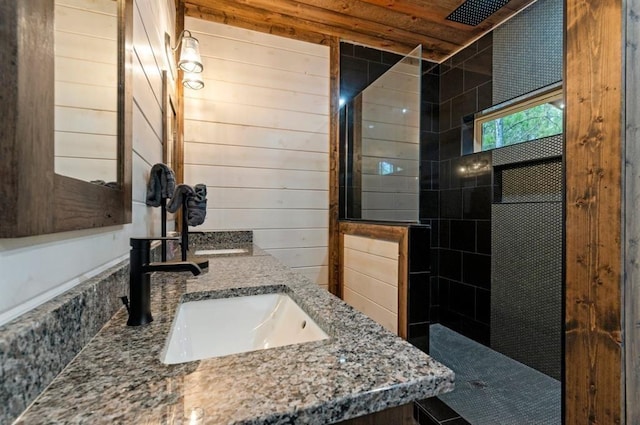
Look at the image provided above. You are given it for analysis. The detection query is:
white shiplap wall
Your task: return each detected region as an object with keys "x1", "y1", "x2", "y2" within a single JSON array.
[
  {"x1": 54, "y1": 0, "x2": 118, "y2": 182},
  {"x1": 0, "y1": 0, "x2": 175, "y2": 325},
  {"x1": 343, "y1": 234, "x2": 399, "y2": 334},
  {"x1": 183, "y1": 19, "x2": 330, "y2": 288},
  {"x1": 360, "y1": 58, "x2": 420, "y2": 222}
]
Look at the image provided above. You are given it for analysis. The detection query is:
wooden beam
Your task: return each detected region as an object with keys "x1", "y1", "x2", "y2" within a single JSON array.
[
  {"x1": 329, "y1": 36, "x2": 340, "y2": 297},
  {"x1": 291, "y1": 0, "x2": 470, "y2": 46},
  {"x1": 565, "y1": 0, "x2": 623, "y2": 422},
  {"x1": 185, "y1": 3, "x2": 330, "y2": 46},
  {"x1": 187, "y1": 0, "x2": 455, "y2": 60},
  {"x1": 625, "y1": 1, "x2": 640, "y2": 421}
]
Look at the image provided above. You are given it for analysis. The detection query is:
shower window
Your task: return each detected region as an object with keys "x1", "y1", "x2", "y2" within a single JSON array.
[{"x1": 475, "y1": 87, "x2": 563, "y2": 152}]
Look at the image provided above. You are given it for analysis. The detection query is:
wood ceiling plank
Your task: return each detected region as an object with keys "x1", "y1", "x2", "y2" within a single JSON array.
[
  {"x1": 189, "y1": 0, "x2": 458, "y2": 58},
  {"x1": 185, "y1": 3, "x2": 331, "y2": 46},
  {"x1": 291, "y1": 0, "x2": 470, "y2": 45}
]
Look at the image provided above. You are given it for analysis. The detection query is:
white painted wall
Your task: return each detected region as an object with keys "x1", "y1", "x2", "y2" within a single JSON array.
[
  {"x1": 183, "y1": 18, "x2": 330, "y2": 288},
  {"x1": 360, "y1": 58, "x2": 420, "y2": 222},
  {"x1": 0, "y1": 0, "x2": 175, "y2": 326},
  {"x1": 343, "y1": 234, "x2": 399, "y2": 334}
]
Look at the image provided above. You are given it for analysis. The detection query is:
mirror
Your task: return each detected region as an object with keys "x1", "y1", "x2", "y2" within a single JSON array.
[
  {"x1": 0, "y1": 0, "x2": 131, "y2": 237},
  {"x1": 54, "y1": 0, "x2": 119, "y2": 185}
]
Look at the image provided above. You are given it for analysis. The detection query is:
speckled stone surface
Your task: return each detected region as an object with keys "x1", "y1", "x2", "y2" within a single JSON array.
[
  {"x1": 0, "y1": 262, "x2": 129, "y2": 425},
  {"x1": 14, "y1": 251, "x2": 454, "y2": 425},
  {"x1": 189, "y1": 230, "x2": 253, "y2": 249}
]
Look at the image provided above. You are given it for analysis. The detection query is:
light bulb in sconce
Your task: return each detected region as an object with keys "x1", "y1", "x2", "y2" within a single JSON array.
[
  {"x1": 177, "y1": 30, "x2": 203, "y2": 73},
  {"x1": 183, "y1": 71, "x2": 204, "y2": 90}
]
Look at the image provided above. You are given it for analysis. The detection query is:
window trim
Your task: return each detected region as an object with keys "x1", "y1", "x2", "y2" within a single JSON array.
[{"x1": 474, "y1": 86, "x2": 564, "y2": 152}]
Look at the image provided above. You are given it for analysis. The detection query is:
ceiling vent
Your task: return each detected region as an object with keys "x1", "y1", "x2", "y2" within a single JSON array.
[{"x1": 446, "y1": 0, "x2": 511, "y2": 26}]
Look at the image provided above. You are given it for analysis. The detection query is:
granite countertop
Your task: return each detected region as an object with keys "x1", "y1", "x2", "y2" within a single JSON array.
[{"x1": 15, "y1": 246, "x2": 454, "y2": 424}]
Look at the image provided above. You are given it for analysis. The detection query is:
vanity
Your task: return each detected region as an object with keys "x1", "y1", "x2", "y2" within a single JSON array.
[{"x1": 13, "y1": 243, "x2": 454, "y2": 424}]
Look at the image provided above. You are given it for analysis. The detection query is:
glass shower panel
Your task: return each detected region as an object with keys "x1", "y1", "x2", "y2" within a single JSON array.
[{"x1": 346, "y1": 45, "x2": 421, "y2": 222}]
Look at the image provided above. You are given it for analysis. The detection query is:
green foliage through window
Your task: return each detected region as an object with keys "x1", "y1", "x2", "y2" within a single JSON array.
[{"x1": 480, "y1": 100, "x2": 563, "y2": 151}]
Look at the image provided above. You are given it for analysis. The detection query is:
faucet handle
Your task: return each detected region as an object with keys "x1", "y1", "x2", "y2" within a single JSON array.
[{"x1": 130, "y1": 237, "x2": 179, "y2": 249}]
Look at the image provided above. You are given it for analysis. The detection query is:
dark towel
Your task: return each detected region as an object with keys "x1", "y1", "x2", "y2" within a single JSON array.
[
  {"x1": 146, "y1": 163, "x2": 176, "y2": 207},
  {"x1": 189, "y1": 184, "x2": 207, "y2": 226},
  {"x1": 166, "y1": 184, "x2": 207, "y2": 226}
]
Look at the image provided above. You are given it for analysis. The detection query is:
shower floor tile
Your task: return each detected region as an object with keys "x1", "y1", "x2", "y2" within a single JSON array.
[{"x1": 425, "y1": 324, "x2": 561, "y2": 425}]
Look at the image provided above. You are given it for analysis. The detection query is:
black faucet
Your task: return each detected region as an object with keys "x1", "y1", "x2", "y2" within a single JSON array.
[{"x1": 126, "y1": 237, "x2": 202, "y2": 326}]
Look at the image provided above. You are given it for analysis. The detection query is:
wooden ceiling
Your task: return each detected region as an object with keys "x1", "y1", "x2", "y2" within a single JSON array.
[{"x1": 184, "y1": 0, "x2": 537, "y2": 62}]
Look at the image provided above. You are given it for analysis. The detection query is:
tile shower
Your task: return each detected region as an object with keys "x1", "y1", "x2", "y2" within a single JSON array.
[{"x1": 339, "y1": 0, "x2": 564, "y2": 422}]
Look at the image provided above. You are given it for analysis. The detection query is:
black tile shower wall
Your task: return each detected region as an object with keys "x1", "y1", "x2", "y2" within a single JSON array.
[
  {"x1": 408, "y1": 225, "x2": 432, "y2": 353},
  {"x1": 432, "y1": 33, "x2": 494, "y2": 346}
]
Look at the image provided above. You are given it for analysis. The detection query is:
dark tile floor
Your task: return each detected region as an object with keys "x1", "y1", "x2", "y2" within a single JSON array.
[{"x1": 421, "y1": 324, "x2": 561, "y2": 425}]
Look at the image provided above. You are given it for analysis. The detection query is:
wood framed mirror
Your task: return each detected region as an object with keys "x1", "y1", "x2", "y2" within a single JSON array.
[{"x1": 0, "y1": 0, "x2": 132, "y2": 238}]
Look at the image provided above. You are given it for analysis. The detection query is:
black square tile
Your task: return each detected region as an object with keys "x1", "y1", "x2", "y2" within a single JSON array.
[
  {"x1": 438, "y1": 277, "x2": 451, "y2": 308},
  {"x1": 410, "y1": 226, "x2": 431, "y2": 272},
  {"x1": 476, "y1": 288, "x2": 490, "y2": 324},
  {"x1": 409, "y1": 322, "x2": 430, "y2": 354},
  {"x1": 430, "y1": 305, "x2": 440, "y2": 322},
  {"x1": 439, "y1": 250, "x2": 462, "y2": 281},
  {"x1": 368, "y1": 61, "x2": 390, "y2": 83},
  {"x1": 410, "y1": 272, "x2": 430, "y2": 323},
  {"x1": 382, "y1": 50, "x2": 403, "y2": 65},
  {"x1": 441, "y1": 189, "x2": 462, "y2": 219},
  {"x1": 420, "y1": 190, "x2": 439, "y2": 219},
  {"x1": 450, "y1": 220, "x2": 476, "y2": 252},
  {"x1": 340, "y1": 56, "x2": 368, "y2": 98},
  {"x1": 462, "y1": 252, "x2": 491, "y2": 289},
  {"x1": 477, "y1": 81, "x2": 493, "y2": 111},
  {"x1": 441, "y1": 67, "x2": 464, "y2": 101},
  {"x1": 440, "y1": 128, "x2": 462, "y2": 161},
  {"x1": 340, "y1": 42, "x2": 355, "y2": 57},
  {"x1": 430, "y1": 248, "x2": 440, "y2": 276},
  {"x1": 449, "y1": 281, "x2": 475, "y2": 317},
  {"x1": 451, "y1": 90, "x2": 478, "y2": 126},
  {"x1": 422, "y1": 72, "x2": 440, "y2": 103},
  {"x1": 353, "y1": 44, "x2": 381, "y2": 61},
  {"x1": 463, "y1": 186, "x2": 491, "y2": 219},
  {"x1": 440, "y1": 99, "x2": 452, "y2": 132},
  {"x1": 476, "y1": 220, "x2": 491, "y2": 254},
  {"x1": 417, "y1": 397, "x2": 462, "y2": 422},
  {"x1": 451, "y1": 42, "x2": 477, "y2": 67},
  {"x1": 464, "y1": 46, "x2": 492, "y2": 91},
  {"x1": 477, "y1": 32, "x2": 492, "y2": 51},
  {"x1": 421, "y1": 131, "x2": 440, "y2": 162},
  {"x1": 460, "y1": 318, "x2": 490, "y2": 346},
  {"x1": 439, "y1": 220, "x2": 450, "y2": 249},
  {"x1": 430, "y1": 220, "x2": 439, "y2": 247},
  {"x1": 439, "y1": 160, "x2": 451, "y2": 190}
]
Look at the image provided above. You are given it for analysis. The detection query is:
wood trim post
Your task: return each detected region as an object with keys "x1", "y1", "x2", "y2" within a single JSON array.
[
  {"x1": 329, "y1": 36, "x2": 341, "y2": 296},
  {"x1": 624, "y1": 0, "x2": 640, "y2": 422},
  {"x1": 565, "y1": 0, "x2": 623, "y2": 423}
]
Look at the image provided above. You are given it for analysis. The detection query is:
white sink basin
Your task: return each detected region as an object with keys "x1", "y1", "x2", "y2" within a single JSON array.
[
  {"x1": 194, "y1": 248, "x2": 248, "y2": 255},
  {"x1": 161, "y1": 293, "x2": 329, "y2": 364}
]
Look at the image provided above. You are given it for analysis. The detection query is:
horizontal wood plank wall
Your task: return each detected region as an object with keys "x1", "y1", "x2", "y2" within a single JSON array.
[
  {"x1": 339, "y1": 222, "x2": 408, "y2": 338},
  {"x1": 54, "y1": 0, "x2": 118, "y2": 183},
  {"x1": 565, "y1": 0, "x2": 623, "y2": 422},
  {"x1": 183, "y1": 18, "x2": 330, "y2": 288}
]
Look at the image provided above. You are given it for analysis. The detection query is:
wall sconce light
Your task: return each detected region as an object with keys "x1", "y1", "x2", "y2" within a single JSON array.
[
  {"x1": 168, "y1": 30, "x2": 204, "y2": 89},
  {"x1": 182, "y1": 71, "x2": 204, "y2": 90}
]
